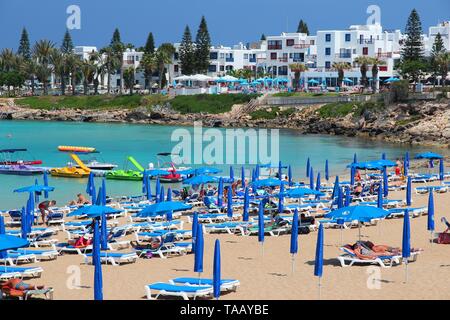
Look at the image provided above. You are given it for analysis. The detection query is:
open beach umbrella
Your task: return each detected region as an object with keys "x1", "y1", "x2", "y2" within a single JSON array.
[
  {"x1": 14, "y1": 184, "x2": 55, "y2": 195},
  {"x1": 93, "y1": 219, "x2": 103, "y2": 300},
  {"x1": 0, "y1": 233, "x2": 28, "y2": 252},
  {"x1": 241, "y1": 167, "x2": 246, "y2": 188},
  {"x1": 402, "y1": 209, "x2": 411, "y2": 283},
  {"x1": 227, "y1": 187, "x2": 233, "y2": 219},
  {"x1": 415, "y1": 152, "x2": 443, "y2": 160},
  {"x1": 314, "y1": 224, "x2": 324, "y2": 299},
  {"x1": 377, "y1": 186, "x2": 383, "y2": 209},
  {"x1": 309, "y1": 167, "x2": 314, "y2": 190},
  {"x1": 137, "y1": 201, "x2": 192, "y2": 217},
  {"x1": 194, "y1": 223, "x2": 204, "y2": 277},
  {"x1": 218, "y1": 178, "x2": 224, "y2": 207},
  {"x1": 383, "y1": 168, "x2": 389, "y2": 198},
  {"x1": 184, "y1": 175, "x2": 218, "y2": 186},
  {"x1": 285, "y1": 188, "x2": 324, "y2": 198},
  {"x1": 306, "y1": 158, "x2": 311, "y2": 178},
  {"x1": 288, "y1": 165, "x2": 293, "y2": 186},
  {"x1": 213, "y1": 239, "x2": 221, "y2": 300},
  {"x1": 290, "y1": 209, "x2": 299, "y2": 274},
  {"x1": 406, "y1": 176, "x2": 412, "y2": 206},
  {"x1": 192, "y1": 212, "x2": 198, "y2": 252},
  {"x1": 258, "y1": 202, "x2": 265, "y2": 255},
  {"x1": 43, "y1": 171, "x2": 49, "y2": 199},
  {"x1": 243, "y1": 187, "x2": 250, "y2": 222},
  {"x1": 316, "y1": 172, "x2": 321, "y2": 191},
  {"x1": 439, "y1": 159, "x2": 445, "y2": 181},
  {"x1": 325, "y1": 160, "x2": 329, "y2": 181},
  {"x1": 427, "y1": 191, "x2": 435, "y2": 242},
  {"x1": 278, "y1": 183, "x2": 285, "y2": 214},
  {"x1": 252, "y1": 178, "x2": 286, "y2": 189},
  {"x1": 68, "y1": 205, "x2": 122, "y2": 218}
]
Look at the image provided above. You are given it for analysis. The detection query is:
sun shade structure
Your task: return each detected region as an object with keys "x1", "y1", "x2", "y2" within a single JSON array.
[
  {"x1": 137, "y1": 201, "x2": 192, "y2": 217},
  {"x1": 414, "y1": 152, "x2": 443, "y2": 160},
  {"x1": 67, "y1": 205, "x2": 122, "y2": 218}
]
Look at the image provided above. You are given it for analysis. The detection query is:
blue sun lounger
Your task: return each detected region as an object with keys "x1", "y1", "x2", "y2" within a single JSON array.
[
  {"x1": 12, "y1": 248, "x2": 58, "y2": 261},
  {"x1": 145, "y1": 282, "x2": 213, "y2": 300},
  {"x1": 0, "y1": 251, "x2": 38, "y2": 266},
  {"x1": 169, "y1": 278, "x2": 240, "y2": 292},
  {"x1": 84, "y1": 251, "x2": 138, "y2": 266},
  {"x1": 0, "y1": 266, "x2": 44, "y2": 279}
]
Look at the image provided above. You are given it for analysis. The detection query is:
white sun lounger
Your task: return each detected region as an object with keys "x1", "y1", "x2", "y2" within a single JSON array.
[
  {"x1": 84, "y1": 252, "x2": 139, "y2": 266},
  {"x1": 337, "y1": 247, "x2": 401, "y2": 268},
  {"x1": 169, "y1": 278, "x2": 240, "y2": 292},
  {"x1": 145, "y1": 282, "x2": 213, "y2": 300}
]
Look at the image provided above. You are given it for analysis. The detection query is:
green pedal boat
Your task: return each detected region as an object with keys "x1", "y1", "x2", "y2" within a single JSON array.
[{"x1": 105, "y1": 156, "x2": 144, "y2": 181}]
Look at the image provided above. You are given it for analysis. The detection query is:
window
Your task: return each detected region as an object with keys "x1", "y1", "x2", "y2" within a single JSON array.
[
  {"x1": 345, "y1": 33, "x2": 351, "y2": 42},
  {"x1": 310, "y1": 40, "x2": 315, "y2": 45},
  {"x1": 286, "y1": 39, "x2": 295, "y2": 46},
  {"x1": 278, "y1": 66, "x2": 288, "y2": 75},
  {"x1": 325, "y1": 61, "x2": 331, "y2": 69},
  {"x1": 292, "y1": 53, "x2": 304, "y2": 62},
  {"x1": 219, "y1": 53, "x2": 225, "y2": 59},
  {"x1": 210, "y1": 52, "x2": 218, "y2": 60},
  {"x1": 379, "y1": 66, "x2": 388, "y2": 72},
  {"x1": 363, "y1": 47, "x2": 369, "y2": 55},
  {"x1": 174, "y1": 65, "x2": 179, "y2": 72},
  {"x1": 325, "y1": 34, "x2": 331, "y2": 42},
  {"x1": 270, "y1": 52, "x2": 277, "y2": 60},
  {"x1": 174, "y1": 52, "x2": 179, "y2": 60},
  {"x1": 325, "y1": 47, "x2": 331, "y2": 56},
  {"x1": 220, "y1": 65, "x2": 225, "y2": 71},
  {"x1": 208, "y1": 65, "x2": 217, "y2": 72},
  {"x1": 268, "y1": 40, "x2": 282, "y2": 50},
  {"x1": 244, "y1": 54, "x2": 249, "y2": 59}
]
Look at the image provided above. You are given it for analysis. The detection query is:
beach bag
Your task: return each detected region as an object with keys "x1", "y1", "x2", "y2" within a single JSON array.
[{"x1": 438, "y1": 232, "x2": 450, "y2": 244}]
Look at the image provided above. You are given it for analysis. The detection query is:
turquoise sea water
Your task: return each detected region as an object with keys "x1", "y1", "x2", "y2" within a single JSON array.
[{"x1": 0, "y1": 120, "x2": 447, "y2": 209}]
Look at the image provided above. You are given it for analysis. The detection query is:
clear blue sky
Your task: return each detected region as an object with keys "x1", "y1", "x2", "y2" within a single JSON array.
[{"x1": 0, "y1": 0, "x2": 449, "y2": 50}]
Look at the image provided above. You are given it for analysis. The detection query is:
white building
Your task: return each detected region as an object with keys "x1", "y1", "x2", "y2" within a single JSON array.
[
  {"x1": 426, "y1": 21, "x2": 450, "y2": 53},
  {"x1": 74, "y1": 46, "x2": 98, "y2": 60},
  {"x1": 110, "y1": 48, "x2": 145, "y2": 90}
]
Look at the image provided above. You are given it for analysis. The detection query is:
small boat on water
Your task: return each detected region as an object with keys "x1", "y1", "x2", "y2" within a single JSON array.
[
  {"x1": 106, "y1": 156, "x2": 143, "y2": 181},
  {"x1": 0, "y1": 164, "x2": 44, "y2": 176},
  {"x1": 0, "y1": 149, "x2": 43, "y2": 165},
  {"x1": 50, "y1": 153, "x2": 91, "y2": 178},
  {"x1": 59, "y1": 146, "x2": 118, "y2": 171},
  {"x1": 148, "y1": 153, "x2": 189, "y2": 183}
]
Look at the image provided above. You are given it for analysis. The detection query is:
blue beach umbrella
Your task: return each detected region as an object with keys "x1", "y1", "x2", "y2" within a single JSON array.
[
  {"x1": 14, "y1": 184, "x2": 55, "y2": 194},
  {"x1": 95, "y1": 186, "x2": 102, "y2": 206},
  {"x1": 406, "y1": 176, "x2": 412, "y2": 206},
  {"x1": 184, "y1": 175, "x2": 218, "y2": 186},
  {"x1": 91, "y1": 185, "x2": 97, "y2": 206},
  {"x1": 290, "y1": 209, "x2": 299, "y2": 274},
  {"x1": 167, "y1": 188, "x2": 172, "y2": 202},
  {"x1": 314, "y1": 224, "x2": 324, "y2": 299},
  {"x1": 404, "y1": 157, "x2": 409, "y2": 177},
  {"x1": 100, "y1": 210, "x2": 108, "y2": 251},
  {"x1": 258, "y1": 202, "x2": 265, "y2": 246},
  {"x1": 344, "y1": 187, "x2": 351, "y2": 207},
  {"x1": 159, "y1": 186, "x2": 165, "y2": 204},
  {"x1": 243, "y1": 187, "x2": 250, "y2": 222},
  {"x1": 336, "y1": 186, "x2": 344, "y2": 209},
  {"x1": 0, "y1": 216, "x2": 6, "y2": 259},
  {"x1": 278, "y1": 161, "x2": 283, "y2": 180},
  {"x1": 86, "y1": 172, "x2": 95, "y2": 197},
  {"x1": 67, "y1": 205, "x2": 122, "y2": 218},
  {"x1": 137, "y1": 201, "x2": 192, "y2": 217},
  {"x1": 218, "y1": 178, "x2": 224, "y2": 207},
  {"x1": 241, "y1": 167, "x2": 246, "y2": 188},
  {"x1": 101, "y1": 179, "x2": 107, "y2": 206},
  {"x1": 285, "y1": 188, "x2": 324, "y2": 198},
  {"x1": 213, "y1": 239, "x2": 221, "y2": 300},
  {"x1": 227, "y1": 187, "x2": 233, "y2": 219},
  {"x1": 21, "y1": 207, "x2": 28, "y2": 240},
  {"x1": 350, "y1": 166, "x2": 356, "y2": 186},
  {"x1": 382, "y1": 153, "x2": 386, "y2": 160},
  {"x1": 309, "y1": 167, "x2": 314, "y2": 190},
  {"x1": 192, "y1": 212, "x2": 198, "y2": 252},
  {"x1": 377, "y1": 186, "x2": 383, "y2": 209},
  {"x1": 255, "y1": 164, "x2": 260, "y2": 179},
  {"x1": 0, "y1": 233, "x2": 28, "y2": 252},
  {"x1": 429, "y1": 159, "x2": 435, "y2": 169},
  {"x1": 251, "y1": 169, "x2": 256, "y2": 183},
  {"x1": 353, "y1": 153, "x2": 358, "y2": 164},
  {"x1": 439, "y1": 159, "x2": 445, "y2": 181},
  {"x1": 288, "y1": 165, "x2": 293, "y2": 186},
  {"x1": 229, "y1": 166, "x2": 235, "y2": 182},
  {"x1": 427, "y1": 191, "x2": 435, "y2": 238},
  {"x1": 194, "y1": 223, "x2": 204, "y2": 276},
  {"x1": 93, "y1": 219, "x2": 103, "y2": 300},
  {"x1": 316, "y1": 172, "x2": 321, "y2": 191},
  {"x1": 414, "y1": 152, "x2": 443, "y2": 160},
  {"x1": 402, "y1": 209, "x2": 411, "y2": 283},
  {"x1": 278, "y1": 183, "x2": 285, "y2": 214},
  {"x1": 43, "y1": 171, "x2": 49, "y2": 199},
  {"x1": 383, "y1": 168, "x2": 389, "y2": 198},
  {"x1": 252, "y1": 178, "x2": 286, "y2": 189},
  {"x1": 332, "y1": 176, "x2": 340, "y2": 199},
  {"x1": 306, "y1": 158, "x2": 311, "y2": 178},
  {"x1": 405, "y1": 152, "x2": 410, "y2": 168},
  {"x1": 155, "y1": 178, "x2": 161, "y2": 203}
]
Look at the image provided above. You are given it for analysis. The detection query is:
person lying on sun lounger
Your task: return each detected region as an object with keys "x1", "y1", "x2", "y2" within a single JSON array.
[
  {"x1": 1, "y1": 279, "x2": 52, "y2": 300},
  {"x1": 68, "y1": 235, "x2": 92, "y2": 248},
  {"x1": 130, "y1": 238, "x2": 162, "y2": 250}
]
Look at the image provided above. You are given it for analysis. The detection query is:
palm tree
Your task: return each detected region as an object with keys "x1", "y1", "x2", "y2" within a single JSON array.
[
  {"x1": 123, "y1": 66, "x2": 136, "y2": 95},
  {"x1": 100, "y1": 46, "x2": 121, "y2": 94},
  {"x1": 80, "y1": 59, "x2": 95, "y2": 95},
  {"x1": 0, "y1": 49, "x2": 16, "y2": 72},
  {"x1": 435, "y1": 52, "x2": 450, "y2": 87},
  {"x1": 88, "y1": 51, "x2": 105, "y2": 95},
  {"x1": 240, "y1": 68, "x2": 254, "y2": 81},
  {"x1": 289, "y1": 63, "x2": 308, "y2": 91},
  {"x1": 65, "y1": 53, "x2": 81, "y2": 95},
  {"x1": 354, "y1": 56, "x2": 372, "y2": 90},
  {"x1": 50, "y1": 49, "x2": 66, "y2": 95},
  {"x1": 140, "y1": 52, "x2": 158, "y2": 91},
  {"x1": 370, "y1": 57, "x2": 386, "y2": 93},
  {"x1": 332, "y1": 62, "x2": 352, "y2": 88},
  {"x1": 24, "y1": 59, "x2": 38, "y2": 95},
  {"x1": 32, "y1": 40, "x2": 55, "y2": 95},
  {"x1": 156, "y1": 43, "x2": 175, "y2": 90}
]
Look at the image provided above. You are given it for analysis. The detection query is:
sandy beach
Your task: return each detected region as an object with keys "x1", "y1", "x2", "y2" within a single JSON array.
[{"x1": 8, "y1": 177, "x2": 449, "y2": 301}]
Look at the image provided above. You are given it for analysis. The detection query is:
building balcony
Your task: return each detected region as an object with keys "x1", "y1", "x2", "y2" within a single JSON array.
[
  {"x1": 249, "y1": 58, "x2": 257, "y2": 63},
  {"x1": 335, "y1": 53, "x2": 352, "y2": 59},
  {"x1": 278, "y1": 58, "x2": 288, "y2": 62},
  {"x1": 292, "y1": 44, "x2": 311, "y2": 49},
  {"x1": 225, "y1": 58, "x2": 234, "y2": 62},
  {"x1": 358, "y1": 39, "x2": 374, "y2": 44},
  {"x1": 268, "y1": 45, "x2": 283, "y2": 50}
]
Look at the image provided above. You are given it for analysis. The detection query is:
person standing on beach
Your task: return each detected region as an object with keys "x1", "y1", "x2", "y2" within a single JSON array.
[{"x1": 38, "y1": 200, "x2": 56, "y2": 226}]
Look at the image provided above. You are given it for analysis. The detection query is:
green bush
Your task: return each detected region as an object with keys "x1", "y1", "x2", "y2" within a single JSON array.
[
  {"x1": 318, "y1": 101, "x2": 384, "y2": 118},
  {"x1": 170, "y1": 94, "x2": 259, "y2": 114}
]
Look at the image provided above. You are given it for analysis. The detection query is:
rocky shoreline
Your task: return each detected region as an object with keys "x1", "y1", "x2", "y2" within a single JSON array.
[{"x1": 1, "y1": 97, "x2": 449, "y2": 148}]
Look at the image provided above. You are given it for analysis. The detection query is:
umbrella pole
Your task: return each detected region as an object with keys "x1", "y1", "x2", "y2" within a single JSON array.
[
  {"x1": 198, "y1": 272, "x2": 202, "y2": 285},
  {"x1": 430, "y1": 231, "x2": 433, "y2": 246},
  {"x1": 404, "y1": 260, "x2": 408, "y2": 284},
  {"x1": 291, "y1": 254, "x2": 295, "y2": 275},
  {"x1": 318, "y1": 277, "x2": 322, "y2": 300},
  {"x1": 340, "y1": 225, "x2": 343, "y2": 247},
  {"x1": 358, "y1": 223, "x2": 361, "y2": 243}
]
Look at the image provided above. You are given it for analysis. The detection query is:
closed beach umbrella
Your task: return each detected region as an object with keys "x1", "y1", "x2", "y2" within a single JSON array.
[
  {"x1": 167, "y1": 188, "x2": 172, "y2": 202},
  {"x1": 377, "y1": 186, "x2": 383, "y2": 209},
  {"x1": 192, "y1": 212, "x2": 198, "y2": 252},
  {"x1": 406, "y1": 177, "x2": 412, "y2": 206},
  {"x1": 290, "y1": 209, "x2": 299, "y2": 274},
  {"x1": 243, "y1": 187, "x2": 250, "y2": 222},
  {"x1": 306, "y1": 158, "x2": 311, "y2": 178},
  {"x1": 314, "y1": 224, "x2": 324, "y2": 299},
  {"x1": 427, "y1": 191, "x2": 435, "y2": 241},
  {"x1": 325, "y1": 160, "x2": 329, "y2": 181},
  {"x1": 251, "y1": 169, "x2": 256, "y2": 183},
  {"x1": 86, "y1": 172, "x2": 95, "y2": 197},
  {"x1": 194, "y1": 223, "x2": 204, "y2": 276},
  {"x1": 27, "y1": 192, "x2": 35, "y2": 227},
  {"x1": 101, "y1": 179, "x2": 107, "y2": 206},
  {"x1": 429, "y1": 159, "x2": 434, "y2": 168},
  {"x1": 309, "y1": 167, "x2": 314, "y2": 190},
  {"x1": 344, "y1": 186, "x2": 351, "y2": 207},
  {"x1": 241, "y1": 167, "x2": 246, "y2": 188},
  {"x1": 353, "y1": 153, "x2": 358, "y2": 164},
  {"x1": 21, "y1": 207, "x2": 28, "y2": 240},
  {"x1": 230, "y1": 166, "x2": 235, "y2": 182},
  {"x1": 255, "y1": 164, "x2": 260, "y2": 179},
  {"x1": 439, "y1": 159, "x2": 445, "y2": 181},
  {"x1": 0, "y1": 216, "x2": 6, "y2": 259},
  {"x1": 218, "y1": 178, "x2": 224, "y2": 207},
  {"x1": 43, "y1": 171, "x2": 49, "y2": 199},
  {"x1": 402, "y1": 209, "x2": 411, "y2": 283},
  {"x1": 227, "y1": 187, "x2": 233, "y2": 219},
  {"x1": 404, "y1": 157, "x2": 409, "y2": 177},
  {"x1": 350, "y1": 166, "x2": 356, "y2": 186},
  {"x1": 383, "y1": 168, "x2": 389, "y2": 197},
  {"x1": 258, "y1": 202, "x2": 265, "y2": 249},
  {"x1": 155, "y1": 178, "x2": 161, "y2": 203},
  {"x1": 159, "y1": 186, "x2": 165, "y2": 204},
  {"x1": 93, "y1": 219, "x2": 103, "y2": 300},
  {"x1": 337, "y1": 186, "x2": 344, "y2": 209},
  {"x1": 405, "y1": 152, "x2": 410, "y2": 168},
  {"x1": 332, "y1": 176, "x2": 340, "y2": 200},
  {"x1": 288, "y1": 165, "x2": 293, "y2": 186},
  {"x1": 278, "y1": 183, "x2": 285, "y2": 214},
  {"x1": 142, "y1": 171, "x2": 148, "y2": 194},
  {"x1": 91, "y1": 185, "x2": 97, "y2": 207},
  {"x1": 316, "y1": 172, "x2": 321, "y2": 191},
  {"x1": 95, "y1": 187, "x2": 102, "y2": 206},
  {"x1": 100, "y1": 211, "x2": 108, "y2": 251},
  {"x1": 382, "y1": 153, "x2": 386, "y2": 160},
  {"x1": 278, "y1": 161, "x2": 283, "y2": 180},
  {"x1": 213, "y1": 239, "x2": 221, "y2": 300},
  {"x1": 144, "y1": 172, "x2": 152, "y2": 201}
]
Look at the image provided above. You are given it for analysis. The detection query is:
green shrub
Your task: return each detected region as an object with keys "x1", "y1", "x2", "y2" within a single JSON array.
[{"x1": 170, "y1": 94, "x2": 259, "y2": 114}]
